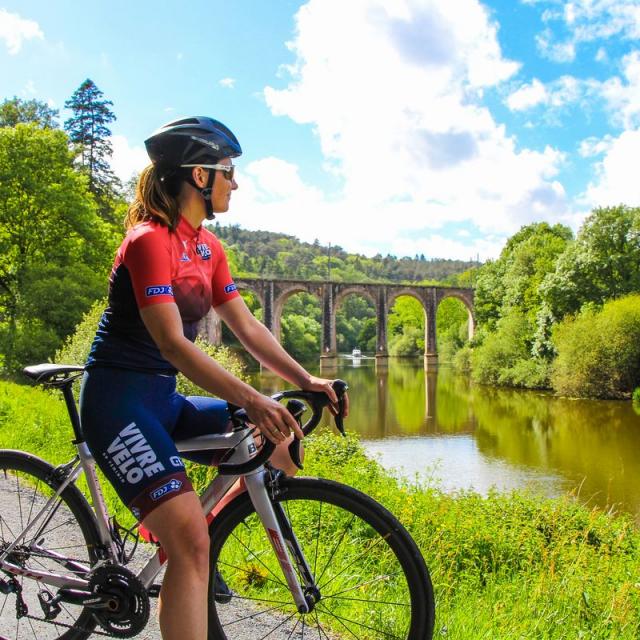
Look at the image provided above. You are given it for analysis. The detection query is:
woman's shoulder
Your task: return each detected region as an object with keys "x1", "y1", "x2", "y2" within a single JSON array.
[{"x1": 121, "y1": 219, "x2": 171, "y2": 256}]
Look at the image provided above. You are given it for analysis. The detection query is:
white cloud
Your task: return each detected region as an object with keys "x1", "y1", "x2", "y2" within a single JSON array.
[
  {"x1": 600, "y1": 50, "x2": 640, "y2": 128},
  {"x1": 0, "y1": 9, "x2": 43, "y2": 55},
  {"x1": 533, "y1": 1, "x2": 640, "y2": 61},
  {"x1": 110, "y1": 135, "x2": 148, "y2": 183},
  {"x1": 583, "y1": 128, "x2": 640, "y2": 207},
  {"x1": 247, "y1": 0, "x2": 568, "y2": 257},
  {"x1": 507, "y1": 79, "x2": 548, "y2": 110},
  {"x1": 219, "y1": 77, "x2": 236, "y2": 89},
  {"x1": 22, "y1": 80, "x2": 37, "y2": 96}
]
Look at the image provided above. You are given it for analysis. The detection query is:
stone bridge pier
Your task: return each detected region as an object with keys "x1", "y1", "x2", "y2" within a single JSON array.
[{"x1": 199, "y1": 278, "x2": 475, "y2": 369}]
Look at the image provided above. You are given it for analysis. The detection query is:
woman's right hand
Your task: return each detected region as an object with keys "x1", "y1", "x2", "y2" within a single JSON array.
[{"x1": 245, "y1": 393, "x2": 305, "y2": 444}]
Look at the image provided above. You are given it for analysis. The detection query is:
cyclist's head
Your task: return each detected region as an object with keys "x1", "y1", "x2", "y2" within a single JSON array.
[{"x1": 126, "y1": 116, "x2": 242, "y2": 229}]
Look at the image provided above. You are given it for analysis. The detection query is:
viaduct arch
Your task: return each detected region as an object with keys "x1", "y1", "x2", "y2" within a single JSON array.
[{"x1": 199, "y1": 278, "x2": 475, "y2": 367}]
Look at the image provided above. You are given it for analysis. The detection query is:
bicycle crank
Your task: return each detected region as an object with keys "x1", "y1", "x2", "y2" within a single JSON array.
[{"x1": 87, "y1": 565, "x2": 150, "y2": 638}]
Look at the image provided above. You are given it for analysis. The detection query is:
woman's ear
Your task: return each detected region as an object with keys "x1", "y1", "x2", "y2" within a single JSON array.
[{"x1": 192, "y1": 166, "x2": 210, "y2": 189}]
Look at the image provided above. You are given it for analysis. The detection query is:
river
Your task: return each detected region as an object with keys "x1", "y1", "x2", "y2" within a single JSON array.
[{"x1": 252, "y1": 358, "x2": 640, "y2": 521}]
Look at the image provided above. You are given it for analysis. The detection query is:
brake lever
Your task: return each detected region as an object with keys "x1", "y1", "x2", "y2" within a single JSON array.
[
  {"x1": 331, "y1": 380, "x2": 348, "y2": 437},
  {"x1": 286, "y1": 399, "x2": 307, "y2": 470}
]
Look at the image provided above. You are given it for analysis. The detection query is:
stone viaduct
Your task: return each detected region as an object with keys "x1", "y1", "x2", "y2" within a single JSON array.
[{"x1": 199, "y1": 278, "x2": 475, "y2": 367}]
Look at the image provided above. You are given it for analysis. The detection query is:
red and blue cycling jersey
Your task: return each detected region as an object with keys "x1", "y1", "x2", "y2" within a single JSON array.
[{"x1": 87, "y1": 215, "x2": 240, "y2": 373}]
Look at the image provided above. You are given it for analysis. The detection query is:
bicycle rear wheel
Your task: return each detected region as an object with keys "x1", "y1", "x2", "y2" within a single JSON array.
[
  {"x1": 207, "y1": 476, "x2": 434, "y2": 640},
  {"x1": 0, "y1": 450, "x2": 101, "y2": 640}
]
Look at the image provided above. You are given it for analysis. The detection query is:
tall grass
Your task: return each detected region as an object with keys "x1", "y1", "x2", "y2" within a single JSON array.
[{"x1": 1, "y1": 382, "x2": 639, "y2": 638}]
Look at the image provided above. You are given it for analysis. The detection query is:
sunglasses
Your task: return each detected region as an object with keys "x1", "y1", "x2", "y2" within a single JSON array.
[{"x1": 182, "y1": 164, "x2": 236, "y2": 181}]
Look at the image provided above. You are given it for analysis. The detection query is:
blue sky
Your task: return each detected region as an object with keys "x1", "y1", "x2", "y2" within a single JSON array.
[{"x1": 2, "y1": 0, "x2": 640, "y2": 260}]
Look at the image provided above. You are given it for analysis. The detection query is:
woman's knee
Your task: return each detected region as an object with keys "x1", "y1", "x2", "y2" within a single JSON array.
[{"x1": 143, "y1": 493, "x2": 210, "y2": 565}]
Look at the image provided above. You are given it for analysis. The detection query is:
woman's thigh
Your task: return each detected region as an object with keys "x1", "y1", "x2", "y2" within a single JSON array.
[{"x1": 80, "y1": 368, "x2": 193, "y2": 522}]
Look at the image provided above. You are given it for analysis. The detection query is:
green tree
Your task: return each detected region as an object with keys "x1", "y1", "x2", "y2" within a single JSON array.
[
  {"x1": 387, "y1": 297, "x2": 425, "y2": 356},
  {"x1": 0, "y1": 124, "x2": 115, "y2": 370},
  {"x1": 64, "y1": 79, "x2": 118, "y2": 198},
  {"x1": 0, "y1": 97, "x2": 59, "y2": 128},
  {"x1": 542, "y1": 206, "x2": 640, "y2": 320}
]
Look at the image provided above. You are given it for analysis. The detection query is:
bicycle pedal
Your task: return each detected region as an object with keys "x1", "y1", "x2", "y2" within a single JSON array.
[
  {"x1": 213, "y1": 569, "x2": 233, "y2": 604},
  {"x1": 38, "y1": 590, "x2": 62, "y2": 620}
]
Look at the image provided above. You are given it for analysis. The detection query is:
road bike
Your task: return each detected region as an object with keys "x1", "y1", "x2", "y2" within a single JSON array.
[{"x1": 0, "y1": 363, "x2": 435, "y2": 639}]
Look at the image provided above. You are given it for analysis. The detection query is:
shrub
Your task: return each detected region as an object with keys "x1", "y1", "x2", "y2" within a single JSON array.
[
  {"x1": 55, "y1": 300, "x2": 249, "y2": 393},
  {"x1": 552, "y1": 294, "x2": 640, "y2": 398},
  {"x1": 470, "y1": 311, "x2": 532, "y2": 386}
]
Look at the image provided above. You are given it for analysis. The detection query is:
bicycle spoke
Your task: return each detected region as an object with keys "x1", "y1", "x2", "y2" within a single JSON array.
[
  {"x1": 222, "y1": 602, "x2": 292, "y2": 627},
  {"x1": 317, "y1": 602, "x2": 402, "y2": 639},
  {"x1": 323, "y1": 593, "x2": 410, "y2": 607},
  {"x1": 315, "y1": 513, "x2": 356, "y2": 586},
  {"x1": 322, "y1": 569, "x2": 404, "y2": 600},
  {"x1": 318, "y1": 531, "x2": 390, "y2": 592},
  {"x1": 229, "y1": 529, "x2": 288, "y2": 588},
  {"x1": 25, "y1": 478, "x2": 41, "y2": 532},
  {"x1": 313, "y1": 609, "x2": 332, "y2": 640},
  {"x1": 218, "y1": 558, "x2": 289, "y2": 590},
  {"x1": 285, "y1": 616, "x2": 301, "y2": 640},
  {"x1": 16, "y1": 474, "x2": 24, "y2": 530},
  {"x1": 257, "y1": 610, "x2": 298, "y2": 640},
  {"x1": 313, "y1": 500, "x2": 322, "y2": 578}
]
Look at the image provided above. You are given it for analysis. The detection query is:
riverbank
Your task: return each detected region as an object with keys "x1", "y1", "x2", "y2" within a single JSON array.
[{"x1": 1, "y1": 380, "x2": 639, "y2": 638}]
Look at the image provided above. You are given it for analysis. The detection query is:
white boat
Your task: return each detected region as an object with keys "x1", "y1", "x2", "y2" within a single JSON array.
[{"x1": 351, "y1": 348, "x2": 362, "y2": 358}]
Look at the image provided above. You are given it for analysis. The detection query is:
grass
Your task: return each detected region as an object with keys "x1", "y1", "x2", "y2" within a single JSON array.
[{"x1": 1, "y1": 380, "x2": 639, "y2": 638}]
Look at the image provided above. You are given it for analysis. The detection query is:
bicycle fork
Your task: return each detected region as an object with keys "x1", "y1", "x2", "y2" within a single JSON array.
[{"x1": 245, "y1": 470, "x2": 319, "y2": 614}]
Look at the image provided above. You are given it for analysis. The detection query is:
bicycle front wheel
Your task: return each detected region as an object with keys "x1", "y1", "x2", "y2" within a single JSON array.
[
  {"x1": 208, "y1": 476, "x2": 434, "y2": 640},
  {"x1": 0, "y1": 450, "x2": 101, "y2": 640}
]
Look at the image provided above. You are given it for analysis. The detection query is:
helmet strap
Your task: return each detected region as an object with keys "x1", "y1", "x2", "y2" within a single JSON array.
[{"x1": 184, "y1": 168, "x2": 217, "y2": 220}]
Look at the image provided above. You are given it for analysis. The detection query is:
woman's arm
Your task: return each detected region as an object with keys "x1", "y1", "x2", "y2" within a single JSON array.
[
  {"x1": 140, "y1": 302, "x2": 303, "y2": 442},
  {"x1": 213, "y1": 297, "x2": 347, "y2": 412}
]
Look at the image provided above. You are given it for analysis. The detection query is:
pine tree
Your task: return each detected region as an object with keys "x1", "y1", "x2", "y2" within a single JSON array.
[{"x1": 64, "y1": 78, "x2": 117, "y2": 198}]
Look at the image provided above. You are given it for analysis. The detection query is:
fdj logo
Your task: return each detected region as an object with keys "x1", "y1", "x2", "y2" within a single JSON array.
[
  {"x1": 224, "y1": 283, "x2": 237, "y2": 294},
  {"x1": 196, "y1": 243, "x2": 212, "y2": 260},
  {"x1": 150, "y1": 479, "x2": 183, "y2": 501},
  {"x1": 145, "y1": 285, "x2": 173, "y2": 297}
]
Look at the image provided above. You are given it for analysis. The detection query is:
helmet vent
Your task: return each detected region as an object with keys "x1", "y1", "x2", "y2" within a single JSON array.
[{"x1": 169, "y1": 117, "x2": 200, "y2": 126}]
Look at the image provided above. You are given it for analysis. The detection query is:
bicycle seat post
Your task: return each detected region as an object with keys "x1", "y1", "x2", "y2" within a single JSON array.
[{"x1": 60, "y1": 382, "x2": 83, "y2": 444}]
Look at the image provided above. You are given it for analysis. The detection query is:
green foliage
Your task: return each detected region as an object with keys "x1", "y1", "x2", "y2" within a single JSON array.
[
  {"x1": 176, "y1": 338, "x2": 249, "y2": 396},
  {"x1": 336, "y1": 294, "x2": 375, "y2": 352},
  {"x1": 2, "y1": 382, "x2": 640, "y2": 637},
  {"x1": 542, "y1": 206, "x2": 640, "y2": 320},
  {"x1": 388, "y1": 297, "x2": 424, "y2": 356},
  {"x1": 471, "y1": 311, "x2": 549, "y2": 388},
  {"x1": 551, "y1": 294, "x2": 640, "y2": 398},
  {"x1": 0, "y1": 124, "x2": 116, "y2": 371},
  {"x1": 210, "y1": 223, "x2": 478, "y2": 284},
  {"x1": 282, "y1": 314, "x2": 321, "y2": 362},
  {"x1": 0, "y1": 96, "x2": 59, "y2": 128},
  {"x1": 633, "y1": 388, "x2": 640, "y2": 415},
  {"x1": 436, "y1": 297, "x2": 469, "y2": 363}
]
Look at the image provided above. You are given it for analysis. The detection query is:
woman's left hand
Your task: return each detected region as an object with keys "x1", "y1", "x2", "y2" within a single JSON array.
[{"x1": 302, "y1": 376, "x2": 350, "y2": 418}]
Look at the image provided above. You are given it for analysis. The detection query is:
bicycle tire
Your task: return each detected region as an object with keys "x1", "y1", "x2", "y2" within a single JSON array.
[
  {"x1": 0, "y1": 450, "x2": 101, "y2": 640},
  {"x1": 207, "y1": 476, "x2": 434, "y2": 640}
]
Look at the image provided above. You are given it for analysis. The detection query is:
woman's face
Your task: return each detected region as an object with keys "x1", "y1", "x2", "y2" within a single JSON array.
[{"x1": 211, "y1": 157, "x2": 238, "y2": 213}]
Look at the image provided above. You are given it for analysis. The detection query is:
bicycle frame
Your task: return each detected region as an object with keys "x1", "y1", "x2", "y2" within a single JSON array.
[{"x1": 0, "y1": 427, "x2": 315, "y2": 613}]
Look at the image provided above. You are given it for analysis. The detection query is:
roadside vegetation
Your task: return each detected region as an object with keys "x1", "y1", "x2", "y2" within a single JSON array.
[{"x1": 0, "y1": 380, "x2": 638, "y2": 639}]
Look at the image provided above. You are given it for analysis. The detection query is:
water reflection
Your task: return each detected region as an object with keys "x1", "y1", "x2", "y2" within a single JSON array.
[{"x1": 253, "y1": 360, "x2": 640, "y2": 519}]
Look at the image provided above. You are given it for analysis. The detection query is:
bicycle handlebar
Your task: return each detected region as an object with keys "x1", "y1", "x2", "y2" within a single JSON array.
[{"x1": 217, "y1": 379, "x2": 348, "y2": 475}]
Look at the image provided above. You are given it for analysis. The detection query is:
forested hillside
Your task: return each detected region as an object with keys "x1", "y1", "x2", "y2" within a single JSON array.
[{"x1": 212, "y1": 224, "x2": 477, "y2": 283}]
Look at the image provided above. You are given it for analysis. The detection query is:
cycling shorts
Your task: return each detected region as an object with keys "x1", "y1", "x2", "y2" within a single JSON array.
[{"x1": 79, "y1": 367, "x2": 232, "y2": 522}]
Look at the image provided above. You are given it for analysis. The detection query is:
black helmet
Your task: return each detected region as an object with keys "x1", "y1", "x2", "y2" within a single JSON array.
[
  {"x1": 144, "y1": 116, "x2": 242, "y2": 221},
  {"x1": 144, "y1": 116, "x2": 242, "y2": 168}
]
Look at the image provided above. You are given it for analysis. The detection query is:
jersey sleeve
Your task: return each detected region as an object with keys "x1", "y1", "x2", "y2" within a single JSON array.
[
  {"x1": 210, "y1": 237, "x2": 241, "y2": 307},
  {"x1": 122, "y1": 228, "x2": 175, "y2": 309}
]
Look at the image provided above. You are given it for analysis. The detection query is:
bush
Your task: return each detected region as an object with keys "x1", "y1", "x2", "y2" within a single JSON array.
[
  {"x1": 471, "y1": 312, "x2": 533, "y2": 386},
  {"x1": 552, "y1": 294, "x2": 640, "y2": 398},
  {"x1": 56, "y1": 300, "x2": 249, "y2": 393},
  {"x1": 452, "y1": 343, "x2": 473, "y2": 373}
]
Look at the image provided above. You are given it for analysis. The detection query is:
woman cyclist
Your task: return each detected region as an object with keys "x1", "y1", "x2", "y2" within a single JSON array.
[{"x1": 79, "y1": 117, "x2": 347, "y2": 640}]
